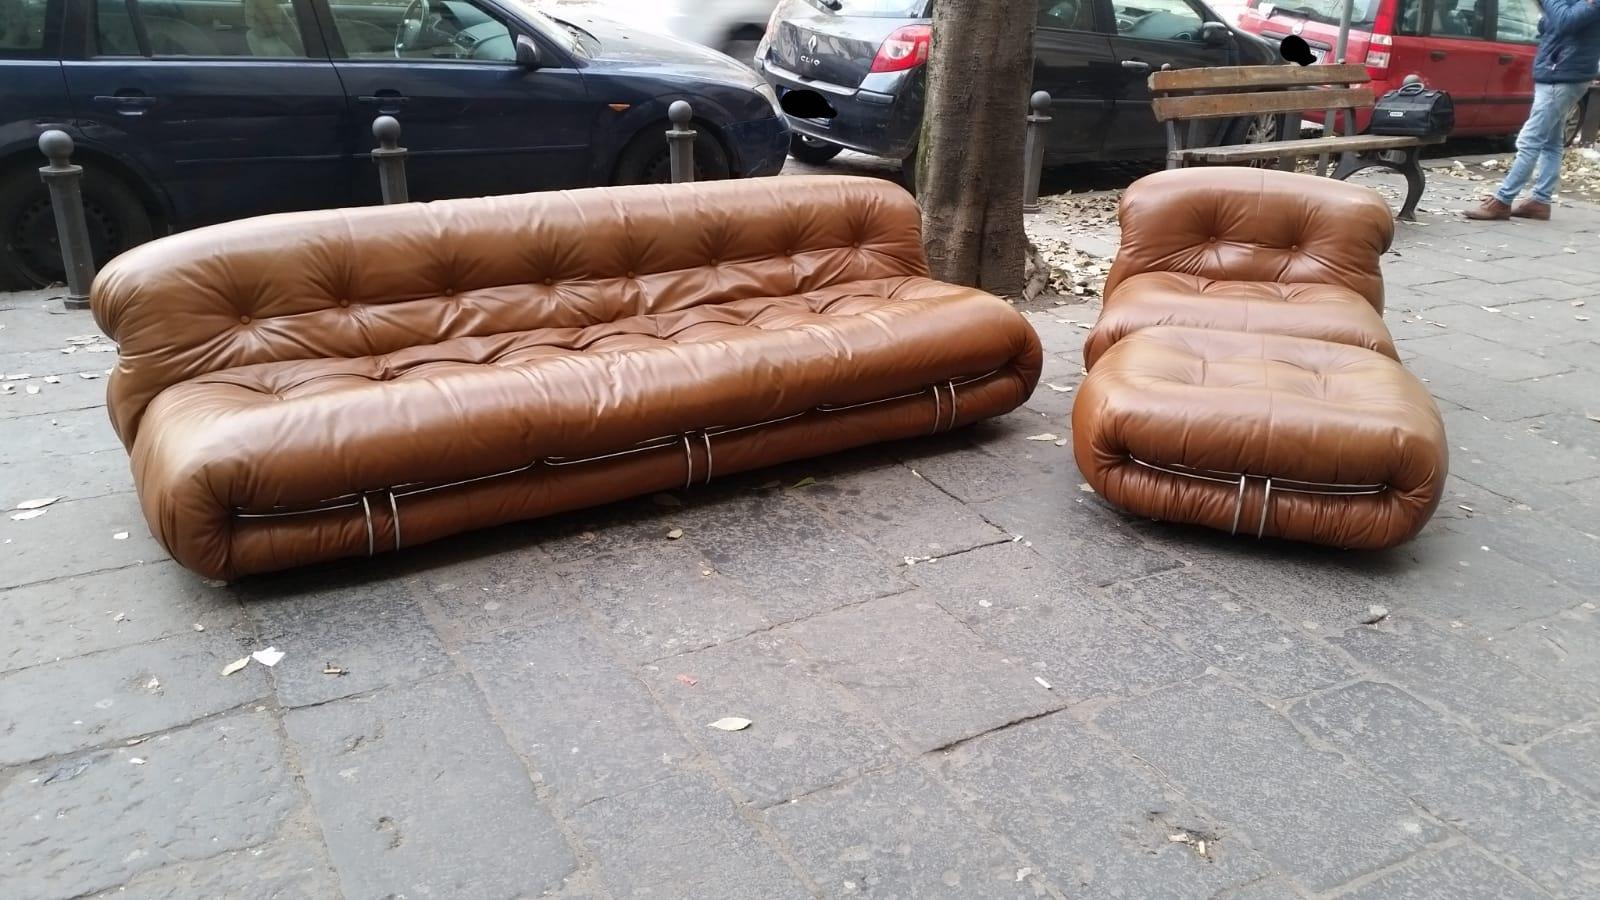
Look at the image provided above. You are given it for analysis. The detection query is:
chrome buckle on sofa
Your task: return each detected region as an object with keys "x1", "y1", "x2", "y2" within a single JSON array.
[{"x1": 1128, "y1": 457, "x2": 1388, "y2": 540}]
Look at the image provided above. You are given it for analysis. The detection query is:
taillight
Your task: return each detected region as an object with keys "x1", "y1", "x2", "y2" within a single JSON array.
[
  {"x1": 1365, "y1": 32, "x2": 1392, "y2": 72},
  {"x1": 870, "y1": 25, "x2": 931, "y2": 74}
]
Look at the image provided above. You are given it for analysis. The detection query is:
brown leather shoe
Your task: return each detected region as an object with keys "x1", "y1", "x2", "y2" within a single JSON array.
[
  {"x1": 1464, "y1": 198, "x2": 1512, "y2": 220},
  {"x1": 1511, "y1": 199, "x2": 1551, "y2": 220}
]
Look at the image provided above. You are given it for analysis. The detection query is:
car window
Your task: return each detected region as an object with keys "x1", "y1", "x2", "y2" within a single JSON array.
[
  {"x1": 1495, "y1": 0, "x2": 1540, "y2": 43},
  {"x1": 1112, "y1": 0, "x2": 1206, "y2": 41},
  {"x1": 327, "y1": 0, "x2": 517, "y2": 63},
  {"x1": 1430, "y1": 0, "x2": 1488, "y2": 38},
  {"x1": 94, "y1": 0, "x2": 311, "y2": 57},
  {"x1": 0, "y1": 0, "x2": 50, "y2": 52},
  {"x1": 1038, "y1": 0, "x2": 1096, "y2": 31},
  {"x1": 1396, "y1": 0, "x2": 1424, "y2": 36}
]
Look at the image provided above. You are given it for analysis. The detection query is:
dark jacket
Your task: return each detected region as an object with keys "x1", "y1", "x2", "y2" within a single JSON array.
[{"x1": 1535, "y1": 0, "x2": 1600, "y2": 83}]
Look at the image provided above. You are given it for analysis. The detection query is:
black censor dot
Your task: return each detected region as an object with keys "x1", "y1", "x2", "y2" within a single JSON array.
[
  {"x1": 1279, "y1": 35, "x2": 1316, "y2": 66},
  {"x1": 780, "y1": 89, "x2": 837, "y2": 119}
]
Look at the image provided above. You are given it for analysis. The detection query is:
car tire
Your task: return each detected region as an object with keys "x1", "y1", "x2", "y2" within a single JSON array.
[
  {"x1": 1564, "y1": 96, "x2": 1585, "y2": 146},
  {"x1": 788, "y1": 135, "x2": 843, "y2": 165},
  {"x1": 1222, "y1": 113, "x2": 1286, "y2": 167},
  {"x1": 613, "y1": 121, "x2": 732, "y2": 185},
  {"x1": 0, "y1": 162, "x2": 154, "y2": 291}
]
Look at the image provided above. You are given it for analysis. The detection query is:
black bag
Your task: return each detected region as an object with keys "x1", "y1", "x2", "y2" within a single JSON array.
[{"x1": 1368, "y1": 83, "x2": 1455, "y2": 137}]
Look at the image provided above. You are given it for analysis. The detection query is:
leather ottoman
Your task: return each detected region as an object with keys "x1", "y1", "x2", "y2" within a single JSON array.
[{"x1": 1073, "y1": 326, "x2": 1448, "y2": 550}]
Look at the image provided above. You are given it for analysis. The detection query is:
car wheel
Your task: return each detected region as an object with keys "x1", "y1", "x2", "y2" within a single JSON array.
[
  {"x1": 788, "y1": 135, "x2": 843, "y2": 165},
  {"x1": 613, "y1": 122, "x2": 732, "y2": 185},
  {"x1": 0, "y1": 162, "x2": 153, "y2": 291},
  {"x1": 1564, "y1": 97, "x2": 1585, "y2": 146},
  {"x1": 1224, "y1": 113, "x2": 1284, "y2": 168}
]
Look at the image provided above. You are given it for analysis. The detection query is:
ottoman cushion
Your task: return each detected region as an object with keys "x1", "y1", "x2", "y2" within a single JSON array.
[
  {"x1": 1083, "y1": 272, "x2": 1398, "y2": 370},
  {"x1": 1073, "y1": 326, "x2": 1447, "y2": 550}
]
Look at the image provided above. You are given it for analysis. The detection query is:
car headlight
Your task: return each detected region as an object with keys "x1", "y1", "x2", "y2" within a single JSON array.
[{"x1": 755, "y1": 82, "x2": 782, "y2": 118}]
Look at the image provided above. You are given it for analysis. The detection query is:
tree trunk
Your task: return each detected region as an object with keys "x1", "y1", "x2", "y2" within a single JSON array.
[{"x1": 917, "y1": 0, "x2": 1036, "y2": 298}]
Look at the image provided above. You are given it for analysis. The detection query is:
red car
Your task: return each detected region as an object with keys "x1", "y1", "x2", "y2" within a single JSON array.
[{"x1": 1235, "y1": 0, "x2": 1591, "y2": 141}]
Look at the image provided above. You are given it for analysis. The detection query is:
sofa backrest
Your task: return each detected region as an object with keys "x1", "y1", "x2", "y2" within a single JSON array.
[
  {"x1": 92, "y1": 175, "x2": 930, "y2": 447},
  {"x1": 1103, "y1": 168, "x2": 1394, "y2": 313}
]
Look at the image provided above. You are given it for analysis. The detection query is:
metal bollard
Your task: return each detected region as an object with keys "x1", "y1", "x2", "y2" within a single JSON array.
[
  {"x1": 371, "y1": 116, "x2": 409, "y2": 205},
  {"x1": 666, "y1": 101, "x2": 696, "y2": 184},
  {"x1": 37, "y1": 131, "x2": 96, "y2": 310},
  {"x1": 1023, "y1": 91, "x2": 1052, "y2": 214}
]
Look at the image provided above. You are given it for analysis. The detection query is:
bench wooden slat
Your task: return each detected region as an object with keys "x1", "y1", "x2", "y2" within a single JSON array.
[
  {"x1": 1149, "y1": 63, "x2": 1370, "y2": 92},
  {"x1": 1152, "y1": 87, "x2": 1375, "y2": 122},
  {"x1": 1176, "y1": 133, "x2": 1444, "y2": 162}
]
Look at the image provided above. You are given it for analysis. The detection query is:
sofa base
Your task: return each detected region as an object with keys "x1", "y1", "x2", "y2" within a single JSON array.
[{"x1": 202, "y1": 368, "x2": 1031, "y2": 579}]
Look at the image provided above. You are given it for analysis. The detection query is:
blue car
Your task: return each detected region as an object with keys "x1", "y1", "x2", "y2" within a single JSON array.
[{"x1": 0, "y1": 0, "x2": 789, "y2": 288}]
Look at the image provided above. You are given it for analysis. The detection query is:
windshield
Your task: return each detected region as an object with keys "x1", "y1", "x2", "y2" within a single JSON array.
[
  {"x1": 808, "y1": 0, "x2": 931, "y2": 16},
  {"x1": 1263, "y1": 0, "x2": 1381, "y2": 30},
  {"x1": 504, "y1": 1, "x2": 594, "y2": 55}
]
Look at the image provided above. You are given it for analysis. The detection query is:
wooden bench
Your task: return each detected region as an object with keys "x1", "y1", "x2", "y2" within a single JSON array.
[{"x1": 1150, "y1": 64, "x2": 1445, "y2": 221}]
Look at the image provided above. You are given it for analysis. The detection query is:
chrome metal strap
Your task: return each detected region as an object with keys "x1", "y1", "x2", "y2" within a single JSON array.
[
  {"x1": 360, "y1": 494, "x2": 375, "y2": 557},
  {"x1": 388, "y1": 491, "x2": 402, "y2": 551}
]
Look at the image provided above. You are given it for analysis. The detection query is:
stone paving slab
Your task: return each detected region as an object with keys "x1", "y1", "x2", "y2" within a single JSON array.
[{"x1": 4, "y1": 161, "x2": 1600, "y2": 897}]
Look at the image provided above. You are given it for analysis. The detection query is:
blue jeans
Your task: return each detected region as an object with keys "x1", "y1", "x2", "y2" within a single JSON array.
[{"x1": 1495, "y1": 80, "x2": 1588, "y2": 205}]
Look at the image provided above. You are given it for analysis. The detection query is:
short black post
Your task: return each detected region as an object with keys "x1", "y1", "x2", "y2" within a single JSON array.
[
  {"x1": 372, "y1": 116, "x2": 409, "y2": 204},
  {"x1": 667, "y1": 101, "x2": 696, "y2": 184},
  {"x1": 1023, "y1": 91, "x2": 1053, "y2": 214},
  {"x1": 37, "y1": 131, "x2": 95, "y2": 310}
]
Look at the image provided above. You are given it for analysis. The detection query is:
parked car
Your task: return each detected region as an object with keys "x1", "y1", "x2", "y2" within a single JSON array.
[
  {"x1": 0, "y1": 0, "x2": 789, "y2": 288},
  {"x1": 1233, "y1": 0, "x2": 1588, "y2": 142},
  {"x1": 754, "y1": 0, "x2": 1281, "y2": 177},
  {"x1": 655, "y1": 0, "x2": 778, "y2": 62}
]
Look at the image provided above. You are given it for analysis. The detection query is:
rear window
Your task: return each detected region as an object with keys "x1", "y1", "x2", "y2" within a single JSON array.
[
  {"x1": 810, "y1": 0, "x2": 931, "y2": 16},
  {"x1": 1262, "y1": 0, "x2": 1381, "y2": 31}
]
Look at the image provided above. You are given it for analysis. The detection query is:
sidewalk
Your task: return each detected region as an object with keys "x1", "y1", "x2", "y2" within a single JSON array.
[{"x1": 1, "y1": 164, "x2": 1597, "y2": 899}]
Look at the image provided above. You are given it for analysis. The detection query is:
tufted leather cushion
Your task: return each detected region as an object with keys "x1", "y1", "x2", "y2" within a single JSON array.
[
  {"x1": 1083, "y1": 272, "x2": 1398, "y2": 370},
  {"x1": 1073, "y1": 327, "x2": 1447, "y2": 550},
  {"x1": 93, "y1": 176, "x2": 1043, "y2": 578},
  {"x1": 1102, "y1": 167, "x2": 1395, "y2": 316}
]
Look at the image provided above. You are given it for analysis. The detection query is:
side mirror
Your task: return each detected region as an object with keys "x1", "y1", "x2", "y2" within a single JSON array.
[
  {"x1": 515, "y1": 34, "x2": 542, "y2": 68},
  {"x1": 1201, "y1": 21, "x2": 1229, "y2": 46}
]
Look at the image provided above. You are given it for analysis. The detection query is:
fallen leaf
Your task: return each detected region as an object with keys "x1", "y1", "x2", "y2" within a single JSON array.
[
  {"x1": 113, "y1": 612, "x2": 127, "y2": 622},
  {"x1": 192, "y1": 623, "x2": 205, "y2": 632},
  {"x1": 1054, "y1": 439, "x2": 1069, "y2": 447},
  {"x1": 323, "y1": 663, "x2": 348, "y2": 676},
  {"x1": 1480, "y1": 306, "x2": 1501, "y2": 313},
  {"x1": 1045, "y1": 383, "x2": 1074, "y2": 393},
  {"x1": 251, "y1": 647, "x2": 285, "y2": 667},
  {"x1": 78, "y1": 372, "x2": 99, "y2": 380},
  {"x1": 792, "y1": 476, "x2": 817, "y2": 488},
  {"x1": 676, "y1": 673, "x2": 698, "y2": 687},
  {"x1": 1026, "y1": 433, "x2": 1059, "y2": 442},
  {"x1": 1360, "y1": 605, "x2": 1390, "y2": 625},
  {"x1": 651, "y1": 493, "x2": 683, "y2": 508},
  {"x1": 129, "y1": 757, "x2": 146, "y2": 766},
  {"x1": 707, "y1": 717, "x2": 752, "y2": 732},
  {"x1": 1079, "y1": 483, "x2": 1096, "y2": 493},
  {"x1": 1169, "y1": 832, "x2": 1191, "y2": 843},
  {"x1": 1035, "y1": 676, "x2": 1052, "y2": 690},
  {"x1": 112, "y1": 531, "x2": 128, "y2": 541},
  {"x1": 15, "y1": 497, "x2": 60, "y2": 510},
  {"x1": 221, "y1": 657, "x2": 249, "y2": 676},
  {"x1": 665, "y1": 528, "x2": 684, "y2": 540},
  {"x1": 43, "y1": 375, "x2": 60, "y2": 384},
  {"x1": 11, "y1": 508, "x2": 50, "y2": 521},
  {"x1": 578, "y1": 531, "x2": 597, "y2": 543}
]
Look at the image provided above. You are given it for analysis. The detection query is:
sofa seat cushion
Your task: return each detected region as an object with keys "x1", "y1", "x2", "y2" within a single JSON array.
[
  {"x1": 1083, "y1": 272, "x2": 1397, "y2": 369},
  {"x1": 1072, "y1": 326, "x2": 1447, "y2": 550},
  {"x1": 132, "y1": 277, "x2": 1041, "y2": 577}
]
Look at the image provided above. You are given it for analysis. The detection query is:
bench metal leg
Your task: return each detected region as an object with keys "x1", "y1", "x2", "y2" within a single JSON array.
[{"x1": 1330, "y1": 148, "x2": 1426, "y2": 222}]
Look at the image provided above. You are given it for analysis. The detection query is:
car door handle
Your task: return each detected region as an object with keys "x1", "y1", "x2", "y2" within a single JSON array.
[
  {"x1": 1498, "y1": 54, "x2": 1514, "y2": 64},
  {"x1": 93, "y1": 94, "x2": 157, "y2": 116},
  {"x1": 1121, "y1": 60, "x2": 1150, "y2": 72},
  {"x1": 357, "y1": 95, "x2": 410, "y2": 105},
  {"x1": 1430, "y1": 50, "x2": 1447, "y2": 61}
]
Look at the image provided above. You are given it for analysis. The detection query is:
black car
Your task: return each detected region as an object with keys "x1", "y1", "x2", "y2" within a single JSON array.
[
  {"x1": 755, "y1": 0, "x2": 1279, "y2": 176},
  {"x1": 0, "y1": 0, "x2": 789, "y2": 288}
]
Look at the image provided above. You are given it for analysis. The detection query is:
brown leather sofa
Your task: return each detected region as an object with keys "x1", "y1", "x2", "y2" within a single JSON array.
[
  {"x1": 93, "y1": 176, "x2": 1042, "y2": 579},
  {"x1": 1073, "y1": 169, "x2": 1447, "y2": 549}
]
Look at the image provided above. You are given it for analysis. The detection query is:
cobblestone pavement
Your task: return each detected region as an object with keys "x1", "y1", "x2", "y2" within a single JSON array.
[{"x1": 2, "y1": 161, "x2": 1598, "y2": 900}]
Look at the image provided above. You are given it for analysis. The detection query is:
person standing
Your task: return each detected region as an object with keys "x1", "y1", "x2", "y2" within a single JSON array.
[{"x1": 1466, "y1": 0, "x2": 1600, "y2": 220}]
